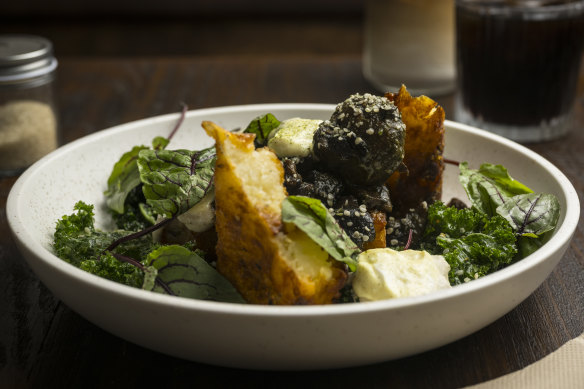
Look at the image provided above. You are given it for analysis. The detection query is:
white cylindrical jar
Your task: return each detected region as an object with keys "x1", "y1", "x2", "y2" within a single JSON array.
[{"x1": 362, "y1": 0, "x2": 455, "y2": 97}]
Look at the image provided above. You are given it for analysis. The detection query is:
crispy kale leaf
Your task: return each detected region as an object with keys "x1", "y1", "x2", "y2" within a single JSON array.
[
  {"x1": 53, "y1": 202, "x2": 243, "y2": 302},
  {"x1": 422, "y1": 202, "x2": 517, "y2": 285},
  {"x1": 53, "y1": 201, "x2": 155, "y2": 287},
  {"x1": 79, "y1": 254, "x2": 143, "y2": 288}
]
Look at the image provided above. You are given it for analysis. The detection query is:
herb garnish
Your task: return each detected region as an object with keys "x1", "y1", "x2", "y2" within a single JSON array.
[
  {"x1": 281, "y1": 196, "x2": 360, "y2": 271},
  {"x1": 243, "y1": 113, "x2": 281, "y2": 147}
]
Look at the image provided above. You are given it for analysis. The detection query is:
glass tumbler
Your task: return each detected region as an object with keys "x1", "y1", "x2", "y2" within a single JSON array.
[{"x1": 455, "y1": 0, "x2": 584, "y2": 142}]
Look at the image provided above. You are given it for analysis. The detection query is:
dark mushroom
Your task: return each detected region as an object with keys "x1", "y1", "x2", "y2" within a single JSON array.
[{"x1": 313, "y1": 93, "x2": 406, "y2": 187}]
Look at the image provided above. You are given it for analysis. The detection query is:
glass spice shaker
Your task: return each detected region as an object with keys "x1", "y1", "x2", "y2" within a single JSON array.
[{"x1": 0, "y1": 34, "x2": 59, "y2": 177}]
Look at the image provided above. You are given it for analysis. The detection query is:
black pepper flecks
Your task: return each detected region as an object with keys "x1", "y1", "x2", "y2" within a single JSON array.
[
  {"x1": 334, "y1": 196, "x2": 376, "y2": 249},
  {"x1": 312, "y1": 93, "x2": 406, "y2": 186},
  {"x1": 385, "y1": 201, "x2": 429, "y2": 249},
  {"x1": 312, "y1": 170, "x2": 344, "y2": 208},
  {"x1": 283, "y1": 157, "x2": 377, "y2": 247}
]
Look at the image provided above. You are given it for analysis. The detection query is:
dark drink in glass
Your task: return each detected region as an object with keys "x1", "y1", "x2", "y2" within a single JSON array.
[{"x1": 455, "y1": 0, "x2": 584, "y2": 142}]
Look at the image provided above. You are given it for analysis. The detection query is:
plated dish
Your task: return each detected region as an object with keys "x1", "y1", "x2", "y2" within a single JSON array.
[{"x1": 7, "y1": 103, "x2": 579, "y2": 370}]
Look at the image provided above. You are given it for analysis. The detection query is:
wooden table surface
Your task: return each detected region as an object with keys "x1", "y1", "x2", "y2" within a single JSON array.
[{"x1": 1, "y1": 56, "x2": 583, "y2": 388}]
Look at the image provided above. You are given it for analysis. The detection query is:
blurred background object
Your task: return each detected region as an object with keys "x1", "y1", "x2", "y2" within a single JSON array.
[
  {"x1": 363, "y1": 0, "x2": 455, "y2": 97},
  {"x1": 455, "y1": 0, "x2": 584, "y2": 143},
  {"x1": 0, "y1": 34, "x2": 58, "y2": 176}
]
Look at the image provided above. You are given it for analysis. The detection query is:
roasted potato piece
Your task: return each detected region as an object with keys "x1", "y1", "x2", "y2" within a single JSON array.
[
  {"x1": 203, "y1": 121, "x2": 347, "y2": 305},
  {"x1": 385, "y1": 85, "x2": 445, "y2": 213}
]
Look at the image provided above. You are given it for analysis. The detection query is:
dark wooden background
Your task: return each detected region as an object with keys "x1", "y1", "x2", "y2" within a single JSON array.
[
  {"x1": 0, "y1": 1, "x2": 364, "y2": 58},
  {"x1": 1, "y1": 2, "x2": 583, "y2": 388}
]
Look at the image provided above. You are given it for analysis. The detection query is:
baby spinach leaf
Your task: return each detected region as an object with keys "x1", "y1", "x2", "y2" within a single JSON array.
[
  {"x1": 517, "y1": 230, "x2": 553, "y2": 258},
  {"x1": 139, "y1": 202, "x2": 157, "y2": 225},
  {"x1": 459, "y1": 163, "x2": 561, "y2": 259},
  {"x1": 137, "y1": 147, "x2": 216, "y2": 218},
  {"x1": 104, "y1": 145, "x2": 148, "y2": 214},
  {"x1": 496, "y1": 193, "x2": 560, "y2": 237},
  {"x1": 110, "y1": 186, "x2": 153, "y2": 231},
  {"x1": 104, "y1": 137, "x2": 170, "y2": 214},
  {"x1": 281, "y1": 195, "x2": 360, "y2": 271},
  {"x1": 142, "y1": 245, "x2": 245, "y2": 303},
  {"x1": 152, "y1": 136, "x2": 170, "y2": 150},
  {"x1": 244, "y1": 113, "x2": 281, "y2": 146},
  {"x1": 459, "y1": 162, "x2": 533, "y2": 216},
  {"x1": 473, "y1": 163, "x2": 533, "y2": 195},
  {"x1": 496, "y1": 193, "x2": 560, "y2": 258},
  {"x1": 142, "y1": 265, "x2": 158, "y2": 291}
]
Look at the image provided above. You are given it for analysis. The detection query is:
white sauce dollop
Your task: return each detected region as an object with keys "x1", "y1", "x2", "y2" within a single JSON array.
[
  {"x1": 177, "y1": 189, "x2": 216, "y2": 233},
  {"x1": 267, "y1": 118, "x2": 322, "y2": 158},
  {"x1": 353, "y1": 248, "x2": 451, "y2": 301}
]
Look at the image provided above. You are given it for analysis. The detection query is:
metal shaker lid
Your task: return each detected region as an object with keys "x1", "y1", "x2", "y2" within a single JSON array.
[{"x1": 0, "y1": 35, "x2": 58, "y2": 82}]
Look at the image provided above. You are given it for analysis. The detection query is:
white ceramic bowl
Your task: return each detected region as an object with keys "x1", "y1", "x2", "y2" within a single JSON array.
[{"x1": 7, "y1": 104, "x2": 580, "y2": 370}]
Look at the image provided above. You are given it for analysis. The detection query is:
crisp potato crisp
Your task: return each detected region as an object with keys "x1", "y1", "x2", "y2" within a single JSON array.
[{"x1": 385, "y1": 85, "x2": 445, "y2": 213}]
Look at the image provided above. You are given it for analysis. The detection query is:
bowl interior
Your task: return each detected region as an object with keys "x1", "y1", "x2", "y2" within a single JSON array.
[
  {"x1": 12, "y1": 105, "x2": 571, "y2": 255},
  {"x1": 6, "y1": 104, "x2": 579, "y2": 369}
]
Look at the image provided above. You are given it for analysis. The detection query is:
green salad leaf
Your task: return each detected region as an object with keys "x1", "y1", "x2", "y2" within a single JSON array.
[
  {"x1": 104, "y1": 137, "x2": 170, "y2": 215},
  {"x1": 496, "y1": 193, "x2": 560, "y2": 237},
  {"x1": 110, "y1": 186, "x2": 154, "y2": 231},
  {"x1": 422, "y1": 202, "x2": 517, "y2": 285},
  {"x1": 281, "y1": 195, "x2": 360, "y2": 271},
  {"x1": 459, "y1": 162, "x2": 533, "y2": 217},
  {"x1": 79, "y1": 254, "x2": 144, "y2": 288},
  {"x1": 142, "y1": 245, "x2": 245, "y2": 303},
  {"x1": 104, "y1": 145, "x2": 148, "y2": 214},
  {"x1": 243, "y1": 113, "x2": 281, "y2": 147},
  {"x1": 53, "y1": 201, "x2": 153, "y2": 287},
  {"x1": 496, "y1": 192, "x2": 560, "y2": 258},
  {"x1": 151, "y1": 136, "x2": 170, "y2": 150},
  {"x1": 459, "y1": 162, "x2": 560, "y2": 259},
  {"x1": 137, "y1": 147, "x2": 216, "y2": 218}
]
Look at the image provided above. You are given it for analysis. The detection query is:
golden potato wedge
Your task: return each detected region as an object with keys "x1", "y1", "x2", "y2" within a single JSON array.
[
  {"x1": 385, "y1": 85, "x2": 445, "y2": 213},
  {"x1": 203, "y1": 121, "x2": 347, "y2": 305}
]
